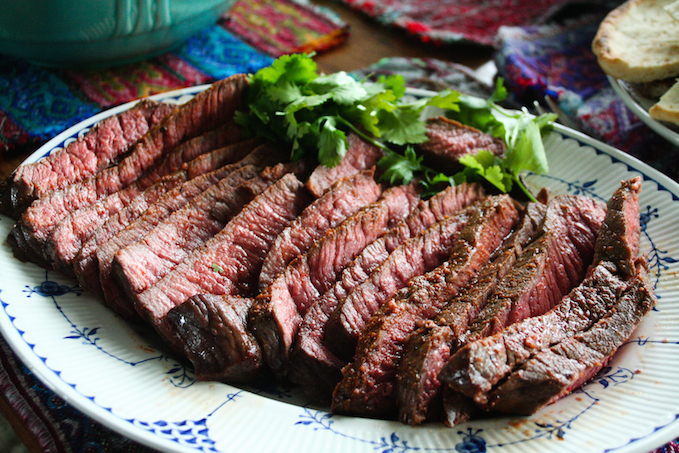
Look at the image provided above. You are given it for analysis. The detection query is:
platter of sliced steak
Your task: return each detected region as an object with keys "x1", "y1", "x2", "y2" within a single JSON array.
[{"x1": 0, "y1": 82, "x2": 675, "y2": 453}]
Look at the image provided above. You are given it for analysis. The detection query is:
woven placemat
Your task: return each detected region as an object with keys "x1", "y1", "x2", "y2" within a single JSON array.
[{"x1": 0, "y1": 0, "x2": 348, "y2": 157}]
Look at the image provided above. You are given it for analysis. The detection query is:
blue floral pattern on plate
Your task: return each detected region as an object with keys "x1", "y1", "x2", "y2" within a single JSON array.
[{"x1": 0, "y1": 87, "x2": 677, "y2": 453}]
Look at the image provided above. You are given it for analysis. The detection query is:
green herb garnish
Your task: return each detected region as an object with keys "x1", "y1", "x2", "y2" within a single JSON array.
[
  {"x1": 235, "y1": 54, "x2": 557, "y2": 201},
  {"x1": 235, "y1": 53, "x2": 460, "y2": 167}
]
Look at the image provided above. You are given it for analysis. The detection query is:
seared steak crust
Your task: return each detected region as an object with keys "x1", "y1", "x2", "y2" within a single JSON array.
[
  {"x1": 288, "y1": 183, "x2": 485, "y2": 398},
  {"x1": 397, "y1": 202, "x2": 547, "y2": 425},
  {"x1": 251, "y1": 185, "x2": 420, "y2": 377},
  {"x1": 0, "y1": 99, "x2": 174, "y2": 218},
  {"x1": 331, "y1": 195, "x2": 519, "y2": 417},
  {"x1": 258, "y1": 170, "x2": 382, "y2": 291},
  {"x1": 446, "y1": 177, "x2": 646, "y2": 415},
  {"x1": 325, "y1": 201, "x2": 481, "y2": 361},
  {"x1": 163, "y1": 294, "x2": 263, "y2": 382},
  {"x1": 487, "y1": 260, "x2": 655, "y2": 415}
]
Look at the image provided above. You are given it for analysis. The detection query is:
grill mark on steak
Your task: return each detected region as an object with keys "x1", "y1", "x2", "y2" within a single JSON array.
[
  {"x1": 0, "y1": 99, "x2": 174, "y2": 218},
  {"x1": 417, "y1": 116, "x2": 506, "y2": 174},
  {"x1": 258, "y1": 170, "x2": 382, "y2": 292},
  {"x1": 74, "y1": 142, "x2": 275, "y2": 300},
  {"x1": 250, "y1": 185, "x2": 421, "y2": 378},
  {"x1": 330, "y1": 195, "x2": 519, "y2": 417},
  {"x1": 13, "y1": 75, "x2": 247, "y2": 263},
  {"x1": 49, "y1": 138, "x2": 262, "y2": 273},
  {"x1": 163, "y1": 294, "x2": 263, "y2": 382},
  {"x1": 445, "y1": 177, "x2": 644, "y2": 413},
  {"x1": 130, "y1": 170, "x2": 312, "y2": 329},
  {"x1": 487, "y1": 259, "x2": 655, "y2": 415},
  {"x1": 288, "y1": 183, "x2": 485, "y2": 399},
  {"x1": 396, "y1": 201, "x2": 547, "y2": 425},
  {"x1": 306, "y1": 133, "x2": 384, "y2": 197}
]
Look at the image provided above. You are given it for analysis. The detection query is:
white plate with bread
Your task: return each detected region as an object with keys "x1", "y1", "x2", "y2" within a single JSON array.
[{"x1": 593, "y1": 0, "x2": 679, "y2": 146}]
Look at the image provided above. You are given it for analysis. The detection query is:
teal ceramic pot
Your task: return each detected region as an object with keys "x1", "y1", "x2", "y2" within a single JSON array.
[{"x1": 0, "y1": 0, "x2": 235, "y2": 67}]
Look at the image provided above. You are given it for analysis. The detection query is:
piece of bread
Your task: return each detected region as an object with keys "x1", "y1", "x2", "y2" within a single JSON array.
[
  {"x1": 592, "y1": 0, "x2": 679, "y2": 83},
  {"x1": 649, "y1": 79, "x2": 679, "y2": 126}
]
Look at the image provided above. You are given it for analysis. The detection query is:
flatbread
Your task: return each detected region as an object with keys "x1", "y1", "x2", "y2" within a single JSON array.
[
  {"x1": 592, "y1": 0, "x2": 679, "y2": 83},
  {"x1": 649, "y1": 79, "x2": 679, "y2": 126}
]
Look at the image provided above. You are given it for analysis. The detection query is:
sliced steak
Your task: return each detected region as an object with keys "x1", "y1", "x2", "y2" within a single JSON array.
[
  {"x1": 250, "y1": 185, "x2": 421, "y2": 377},
  {"x1": 163, "y1": 294, "x2": 262, "y2": 382},
  {"x1": 445, "y1": 177, "x2": 643, "y2": 411},
  {"x1": 96, "y1": 144, "x2": 286, "y2": 319},
  {"x1": 325, "y1": 201, "x2": 484, "y2": 362},
  {"x1": 433, "y1": 194, "x2": 607, "y2": 424},
  {"x1": 49, "y1": 138, "x2": 262, "y2": 273},
  {"x1": 397, "y1": 201, "x2": 547, "y2": 425},
  {"x1": 129, "y1": 170, "x2": 312, "y2": 329},
  {"x1": 417, "y1": 116, "x2": 506, "y2": 174},
  {"x1": 593, "y1": 177, "x2": 642, "y2": 276},
  {"x1": 330, "y1": 195, "x2": 519, "y2": 417},
  {"x1": 73, "y1": 140, "x2": 271, "y2": 295},
  {"x1": 487, "y1": 259, "x2": 655, "y2": 415},
  {"x1": 0, "y1": 99, "x2": 174, "y2": 218},
  {"x1": 258, "y1": 170, "x2": 382, "y2": 292},
  {"x1": 288, "y1": 183, "x2": 485, "y2": 398},
  {"x1": 455, "y1": 194, "x2": 607, "y2": 343},
  {"x1": 306, "y1": 133, "x2": 384, "y2": 197},
  {"x1": 14, "y1": 75, "x2": 247, "y2": 262}
]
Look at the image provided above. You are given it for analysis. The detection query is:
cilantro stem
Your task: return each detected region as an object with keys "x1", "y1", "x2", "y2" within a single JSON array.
[{"x1": 514, "y1": 175, "x2": 537, "y2": 202}]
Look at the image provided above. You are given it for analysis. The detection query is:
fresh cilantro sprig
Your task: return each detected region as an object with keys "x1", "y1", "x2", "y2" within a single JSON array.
[
  {"x1": 375, "y1": 79, "x2": 557, "y2": 201},
  {"x1": 236, "y1": 54, "x2": 556, "y2": 202},
  {"x1": 234, "y1": 53, "x2": 460, "y2": 167}
]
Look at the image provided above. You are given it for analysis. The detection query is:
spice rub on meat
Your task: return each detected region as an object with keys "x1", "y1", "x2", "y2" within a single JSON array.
[{"x1": 1, "y1": 57, "x2": 657, "y2": 431}]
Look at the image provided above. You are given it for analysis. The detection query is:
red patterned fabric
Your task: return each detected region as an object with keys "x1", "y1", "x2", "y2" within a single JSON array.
[{"x1": 339, "y1": 0, "x2": 574, "y2": 45}]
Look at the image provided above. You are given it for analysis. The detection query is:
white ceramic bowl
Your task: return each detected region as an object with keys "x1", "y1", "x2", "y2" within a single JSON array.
[{"x1": 0, "y1": 0, "x2": 235, "y2": 67}]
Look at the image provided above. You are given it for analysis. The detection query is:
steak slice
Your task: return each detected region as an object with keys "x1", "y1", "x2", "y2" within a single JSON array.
[
  {"x1": 397, "y1": 201, "x2": 547, "y2": 425},
  {"x1": 417, "y1": 116, "x2": 506, "y2": 174},
  {"x1": 258, "y1": 170, "x2": 382, "y2": 292},
  {"x1": 288, "y1": 183, "x2": 485, "y2": 398},
  {"x1": 446, "y1": 177, "x2": 644, "y2": 412},
  {"x1": 72, "y1": 139, "x2": 267, "y2": 294},
  {"x1": 325, "y1": 201, "x2": 483, "y2": 362},
  {"x1": 14, "y1": 75, "x2": 247, "y2": 262},
  {"x1": 163, "y1": 294, "x2": 262, "y2": 382},
  {"x1": 306, "y1": 133, "x2": 384, "y2": 197},
  {"x1": 96, "y1": 144, "x2": 285, "y2": 319},
  {"x1": 593, "y1": 177, "x2": 642, "y2": 276},
  {"x1": 456, "y1": 194, "x2": 606, "y2": 343},
  {"x1": 487, "y1": 259, "x2": 655, "y2": 415},
  {"x1": 250, "y1": 184, "x2": 421, "y2": 377},
  {"x1": 130, "y1": 170, "x2": 312, "y2": 328},
  {"x1": 434, "y1": 194, "x2": 606, "y2": 425},
  {"x1": 49, "y1": 138, "x2": 262, "y2": 273},
  {"x1": 330, "y1": 195, "x2": 519, "y2": 417},
  {"x1": 0, "y1": 99, "x2": 174, "y2": 218}
]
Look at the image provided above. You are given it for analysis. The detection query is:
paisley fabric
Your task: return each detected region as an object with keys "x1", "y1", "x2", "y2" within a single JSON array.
[{"x1": 493, "y1": 11, "x2": 679, "y2": 181}]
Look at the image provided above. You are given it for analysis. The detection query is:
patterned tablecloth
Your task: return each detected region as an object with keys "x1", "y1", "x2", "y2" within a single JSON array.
[{"x1": 0, "y1": 0, "x2": 678, "y2": 451}]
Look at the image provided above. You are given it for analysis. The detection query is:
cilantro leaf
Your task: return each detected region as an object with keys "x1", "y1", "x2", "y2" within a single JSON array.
[{"x1": 378, "y1": 147, "x2": 424, "y2": 185}]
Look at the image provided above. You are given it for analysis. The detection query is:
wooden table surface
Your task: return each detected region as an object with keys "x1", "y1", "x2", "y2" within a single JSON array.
[{"x1": 0, "y1": 0, "x2": 493, "y2": 181}]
